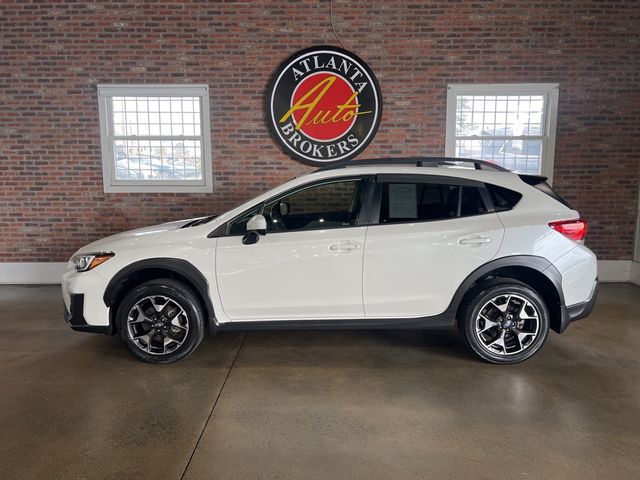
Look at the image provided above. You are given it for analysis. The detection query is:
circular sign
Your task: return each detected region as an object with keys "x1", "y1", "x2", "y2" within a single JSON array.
[{"x1": 268, "y1": 46, "x2": 382, "y2": 166}]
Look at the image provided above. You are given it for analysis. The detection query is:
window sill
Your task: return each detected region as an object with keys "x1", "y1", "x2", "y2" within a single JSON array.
[{"x1": 103, "y1": 184, "x2": 213, "y2": 194}]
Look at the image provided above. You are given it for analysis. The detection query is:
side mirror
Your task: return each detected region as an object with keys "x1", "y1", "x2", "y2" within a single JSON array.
[
  {"x1": 243, "y1": 214, "x2": 266, "y2": 245},
  {"x1": 242, "y1": 231, "x2": 260, "y2": 245},
  {"x1": 246, "y1": 214, "x2": 267, "y2": 233}
]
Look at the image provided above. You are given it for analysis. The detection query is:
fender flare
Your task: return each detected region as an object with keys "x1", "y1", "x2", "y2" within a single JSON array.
[
  {"x1": 445, "y1": 254, "x2": 565, "y2": 320},
  {"x1": 103, "y1": 258, "x2": 216, "y2": 330}
]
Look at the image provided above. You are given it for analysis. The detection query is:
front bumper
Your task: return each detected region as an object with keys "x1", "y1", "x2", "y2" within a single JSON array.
[
  {"x1": 62, "y1": 264, "x2": 112, "y2": 331},
  {"x1": 64, "y1": 293, "x2": 111, "y2": 334},
  {"x1": 559, "y1": 279, "x2": 599, "y2": 333}
]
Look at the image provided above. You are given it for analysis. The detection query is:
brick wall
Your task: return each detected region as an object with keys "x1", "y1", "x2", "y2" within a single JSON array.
[{"x1": 1, "y1": 0, "x2": 638, "y2": 261}]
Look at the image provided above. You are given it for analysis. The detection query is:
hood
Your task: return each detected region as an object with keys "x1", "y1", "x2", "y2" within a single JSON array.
[{"x1": 74, "y1": 216, "x2": 217, "y2": 255}]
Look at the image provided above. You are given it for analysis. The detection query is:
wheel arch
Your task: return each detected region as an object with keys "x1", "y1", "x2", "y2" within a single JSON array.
[
  {"x1": 450, "y1": 255, "x2": 566, "y2": 333},
  {"x1": 103, "y1": 258, "x2": 216, "y2": 334}
]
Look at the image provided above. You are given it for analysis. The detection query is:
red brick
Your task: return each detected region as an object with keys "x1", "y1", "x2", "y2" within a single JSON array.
[{"x1": 0, "y1": 0, "x2": 638, "y2": 262}]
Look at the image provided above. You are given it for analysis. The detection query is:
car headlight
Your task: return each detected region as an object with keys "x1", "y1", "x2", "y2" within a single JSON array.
[{"x1": 72, "y1": 252, "x2": 114, "y2": 272}]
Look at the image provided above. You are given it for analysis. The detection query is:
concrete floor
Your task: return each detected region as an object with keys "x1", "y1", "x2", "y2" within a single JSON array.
[{"x1": 1, "y1": 284, "x2": 639, "y2": 479}]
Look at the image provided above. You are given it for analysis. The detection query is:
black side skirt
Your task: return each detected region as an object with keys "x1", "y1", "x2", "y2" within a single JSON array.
[{"x1": 214, "y1": 314, "x2": 455, "y2": 332}]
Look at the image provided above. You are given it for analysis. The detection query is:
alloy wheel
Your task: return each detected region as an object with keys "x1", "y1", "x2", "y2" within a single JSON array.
[
  {"x1": 126, "y1": 295, "x2": 190, "y2": 355},
  {"x1": 474, "y1": 293, "x2": 540, "y2": 356}
]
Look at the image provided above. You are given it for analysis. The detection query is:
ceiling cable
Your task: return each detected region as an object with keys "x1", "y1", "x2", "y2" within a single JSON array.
[{"x1": 330, "y1": 0, "x2": 347, "y2": 50}]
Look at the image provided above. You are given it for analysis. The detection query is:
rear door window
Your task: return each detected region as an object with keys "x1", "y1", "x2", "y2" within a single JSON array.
[
  {"x1": 460, "y1": 184, "x2": 488, "y2": 216},
  {"x1": 378, "y1": 181, "x2": 488, "y2": 224}
]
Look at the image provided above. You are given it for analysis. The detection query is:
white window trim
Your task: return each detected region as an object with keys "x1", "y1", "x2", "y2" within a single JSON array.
[
  {"x1": 97, "y1": 84, "x2": 213, "y2": 193},
  {"x1": 445, "y1": 83, "x2": 559, "y2": 184}
]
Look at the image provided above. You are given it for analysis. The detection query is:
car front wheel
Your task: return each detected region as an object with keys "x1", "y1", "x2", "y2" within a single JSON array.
[
  {"x1": 117, "y1": 279, "x2": 205, "y2": 363},
  {"x1": 461, "y1": 280, "x2": 550, "y2": 364}
]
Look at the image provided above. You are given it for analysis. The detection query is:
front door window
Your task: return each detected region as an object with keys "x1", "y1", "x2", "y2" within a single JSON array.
[{"x1": 263, "y1": 179, "x2": 366, "y2": 233}]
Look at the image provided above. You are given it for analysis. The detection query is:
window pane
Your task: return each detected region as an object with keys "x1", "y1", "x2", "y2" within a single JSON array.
[
  {"x1": 111, "y1": 95, "x2": 200, "y2": 139},
  {"x1": 455, "y1": 94, "x2": 544, "y2": 138},
  {"x1": 379, "y1": 183, "x2": 460, "y2": 224},
  {"x1": 455, "y1": 138, "x2": 542, "y2": 175},
  {"x1": 264, "y1": 180, "x2": 364, "y2": 232},
  {"x1": 114, "y1": 139, "x2": 203, "y2": 181},
  {"x1": 454, "y1": 93, "x2": 545, "y2": 174}
]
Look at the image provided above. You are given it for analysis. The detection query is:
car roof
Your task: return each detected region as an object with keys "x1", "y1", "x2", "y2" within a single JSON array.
[
  {"x1": 302, "y1": 157, "x2": 535, "y2": 189},
  {"x1": 309, "y1": 164, "x2": 518, "y2": 186}
]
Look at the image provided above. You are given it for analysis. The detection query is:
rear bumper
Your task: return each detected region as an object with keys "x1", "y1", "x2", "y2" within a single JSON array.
[
  {"x1": 64, "y1": 293, "x2": 111, "y2": 334},
  {"x1": 558, "y1": 279, "x2": 598, "y2": 333}
]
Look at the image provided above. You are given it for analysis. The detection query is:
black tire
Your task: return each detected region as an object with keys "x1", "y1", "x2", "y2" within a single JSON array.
[
  {"x1": 459, "y1": 279, "x2": 550, "y2": 365},
  {"x1": 117, "y1": 278, "x2": 205, "y2": 364}
]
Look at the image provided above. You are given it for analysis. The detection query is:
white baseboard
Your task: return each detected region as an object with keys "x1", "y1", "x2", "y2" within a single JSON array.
[
  {"x1": 0, "y1": 262, "x2": 67, "y2": 284},
  {"x1": 597, "y1": 260, "x2": 631, "y2": 283},
  {"x1": 598, "y1": 260, "x2": 640, "y2": 285},
  {"x1": 0, "y1": 260, "x2": 638, "y2": 285}
]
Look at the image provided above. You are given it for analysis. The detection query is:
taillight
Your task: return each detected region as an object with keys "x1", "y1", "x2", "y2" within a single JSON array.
[{"x1": 549, "y1": 219, "x2": 588, "y2": 242}]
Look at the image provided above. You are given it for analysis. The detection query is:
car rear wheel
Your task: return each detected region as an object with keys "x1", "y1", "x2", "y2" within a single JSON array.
[
  {"x1": 117, "y1": 279, "x2": 205, "y2": 364},
  {"x1": 460, "y1": 279, "x2": 550, "y2": 364}
]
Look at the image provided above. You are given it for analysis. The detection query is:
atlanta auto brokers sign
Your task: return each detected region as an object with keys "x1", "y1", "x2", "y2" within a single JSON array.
[{"x1": 268, "y1": 46, "x2": 382, "y2": 166}]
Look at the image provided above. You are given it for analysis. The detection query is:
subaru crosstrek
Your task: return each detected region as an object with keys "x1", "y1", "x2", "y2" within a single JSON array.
[{"x1": 63, "y1": 158, "x2": 598, "y2": 364}]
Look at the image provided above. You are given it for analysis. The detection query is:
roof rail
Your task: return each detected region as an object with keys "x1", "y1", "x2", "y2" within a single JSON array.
[{"x1": 315, "y1": 157, "x2": 509, "y2": 172}]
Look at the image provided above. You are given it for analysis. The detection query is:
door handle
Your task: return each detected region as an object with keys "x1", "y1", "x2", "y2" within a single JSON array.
[
  {"x1": 329, "y1": 242, "x2": 361, "y2": 251},
  {"x1": 458, "y1": 236, "x2": 492, "y2": 246}
]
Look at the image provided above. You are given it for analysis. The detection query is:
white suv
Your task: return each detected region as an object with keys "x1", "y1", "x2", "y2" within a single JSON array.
[{"x1": 62, "y1": 158, "x2": 598, "y2": 364}]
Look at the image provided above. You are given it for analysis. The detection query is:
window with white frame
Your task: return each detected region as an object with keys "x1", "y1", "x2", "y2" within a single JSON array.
[
  {"x1": 445, "y1": 84, "x2": 559, "y2": 181},
  {"x1": 97, "y1": 84, "x2": 212, "y2": 193}
]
